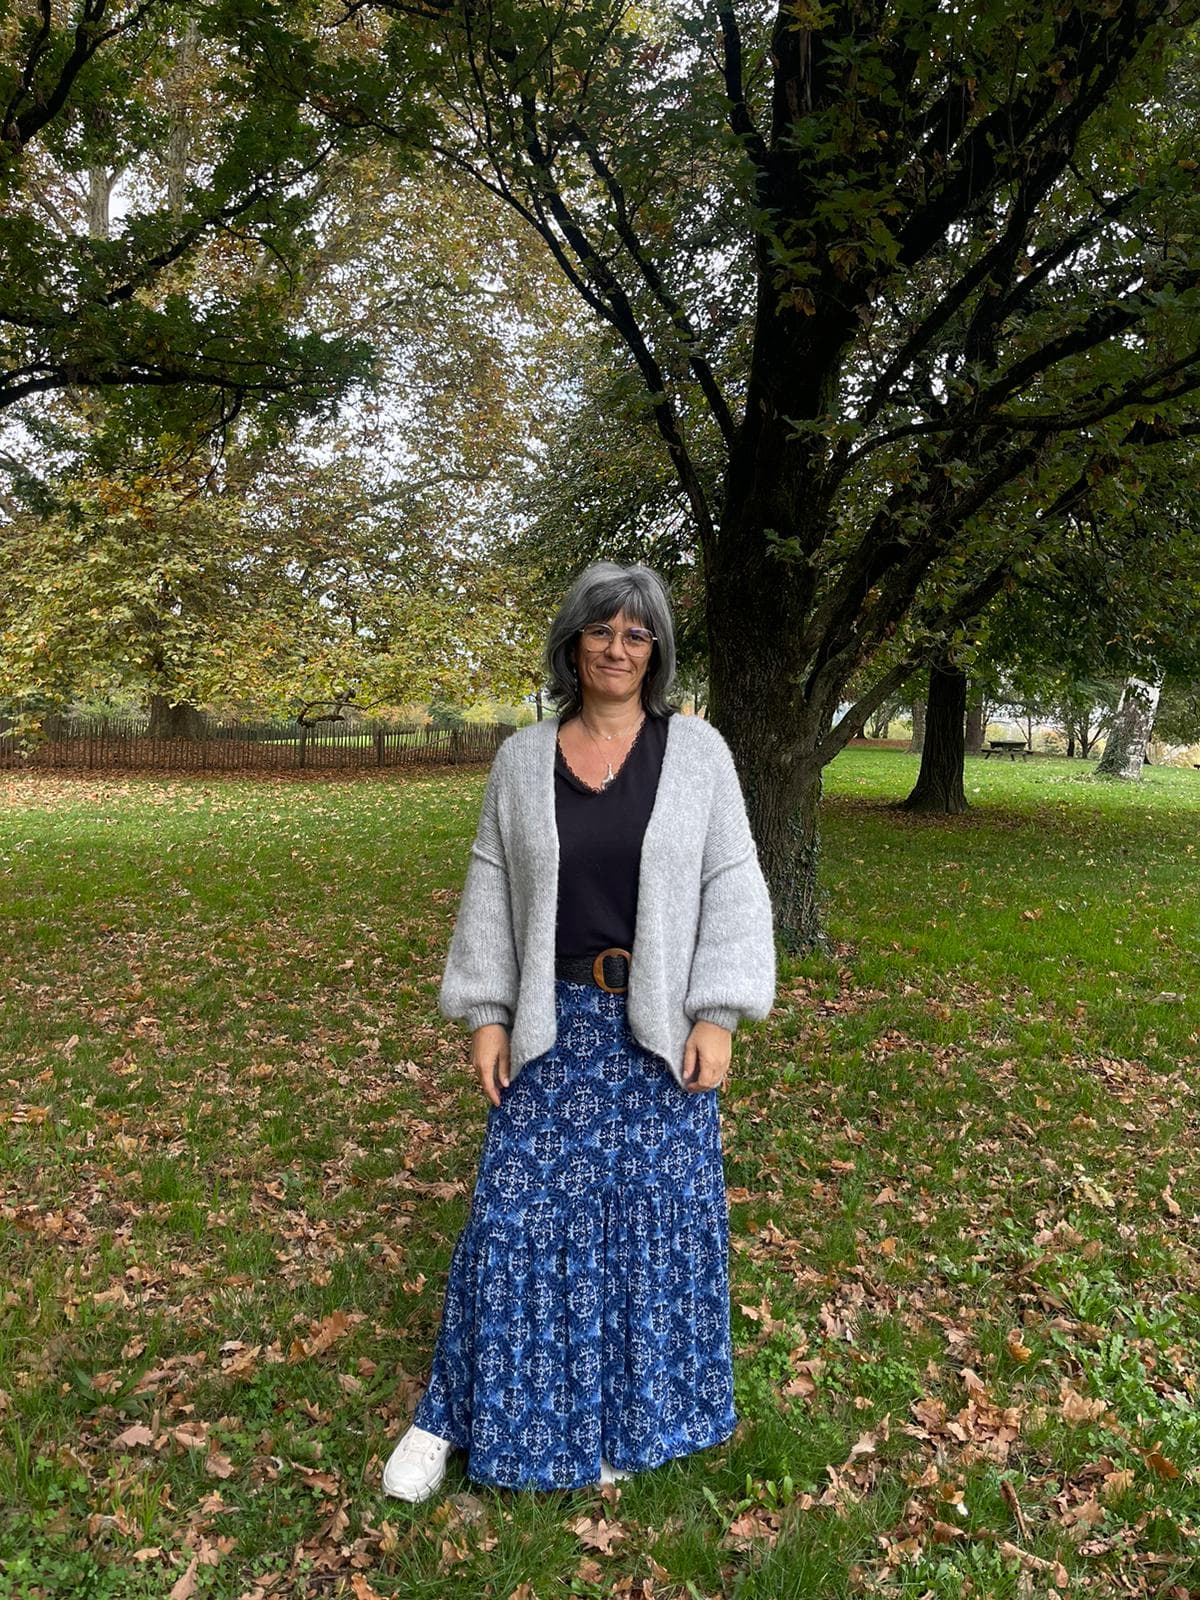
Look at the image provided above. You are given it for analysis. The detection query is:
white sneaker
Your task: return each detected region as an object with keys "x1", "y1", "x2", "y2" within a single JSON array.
[
  {"x1": 599, "y1": 1457, "x2": 632, "y2": 1485},
  {"x1": 382, "y1": 1424, "x2": 453, "y2": 1502}
]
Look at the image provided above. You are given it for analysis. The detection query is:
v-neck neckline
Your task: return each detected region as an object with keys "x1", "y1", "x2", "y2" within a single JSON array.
[{"x1": 555, "y1": 714, "x2": 650, "y2": 795}]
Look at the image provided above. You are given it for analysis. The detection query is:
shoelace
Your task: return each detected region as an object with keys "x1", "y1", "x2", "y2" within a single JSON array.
[{"x1": 399, "y1": 1436, "x2": 446, "y2": 1464}]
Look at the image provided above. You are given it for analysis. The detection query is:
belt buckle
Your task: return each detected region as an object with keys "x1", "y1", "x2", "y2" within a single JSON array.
[{"x1": 592, "y1": 947, "x2": 631, "y2": 994}]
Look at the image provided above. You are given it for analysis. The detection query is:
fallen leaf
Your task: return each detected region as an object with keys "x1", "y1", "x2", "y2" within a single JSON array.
[
  {"x1": 930, "y1": 1520, "x2": 964, "y2": 1543},
  {"x1": 1143, "y1": 1443, "x2": 1180, "y2": 1480},
  {"x1": 1101, "y1": 1467, "x2": 1134, "y2": 1500},
  {"x1": 1005, "y1": 1330, "x2": 1032, "y2": 1363},
  {"x1": 168, "y1": 1556, "x2": 200, "y2": 1600},
  {"x1": 568, "y1": 1513, "x2": 627, "y2": 1554},
  {"x1": 114, "y1": 1423, "x2": 156, "y2": 1448},
  {"x1": 1059, "y1": 1384, "x2": 1106, "y2": 1427}
]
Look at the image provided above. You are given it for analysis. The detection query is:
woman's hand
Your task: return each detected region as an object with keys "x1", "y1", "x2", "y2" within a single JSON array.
[
  {"x1": 472, "y1": 1023, "x2": 511, "y2": 1107},
  {"x1": 683, "y1": 1020, "x2": 732, "y2": 1092}
]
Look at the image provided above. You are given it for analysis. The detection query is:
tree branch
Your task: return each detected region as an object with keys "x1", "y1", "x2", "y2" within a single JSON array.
[
  {"x1": 717, "y1": 3, "x2": 768, "y2": 174},
  {"x1": 570, "y1": 128, "x2": 737, "y2": 448}
]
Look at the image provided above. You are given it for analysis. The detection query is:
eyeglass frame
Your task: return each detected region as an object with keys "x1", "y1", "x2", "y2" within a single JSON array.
[{"x1": 576, "y1": 622, "x2": 658, "y2": 653}]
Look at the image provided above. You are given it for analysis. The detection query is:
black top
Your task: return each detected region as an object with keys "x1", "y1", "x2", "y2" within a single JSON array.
[{"x1": 554, "y1": 712, "x2": 670, "y2": 960}]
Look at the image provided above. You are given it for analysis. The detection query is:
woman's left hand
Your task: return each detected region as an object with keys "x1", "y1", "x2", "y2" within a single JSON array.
[{"x1": 683, "y1": 1020, "x2": 732, "y2": 1092}]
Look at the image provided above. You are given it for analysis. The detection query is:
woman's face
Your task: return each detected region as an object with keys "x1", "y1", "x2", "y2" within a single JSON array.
[{"x1": 575, "y1": 608, "x2": 653, "y2": 710}]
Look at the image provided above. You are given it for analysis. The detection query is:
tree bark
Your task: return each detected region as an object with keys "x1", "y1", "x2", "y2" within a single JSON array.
[
  {"x1": 707, "y1": 574, "x2": 827, "y2": 948},
  {"x1": 1095, "y1": 675, "x2": 1163, "y2": 779},
  {"x1": 147, "y1": 696, "x2": 206, "y2": 739},
  {"x1": 909, "y1": 698, "x2": 926, "y2": 754},
  {"x1": 902, "y1": 656, "x2": 968, "y2": 813},
  {"x1": 965, "y1": 687, "x2": 985, "y2": 755}
]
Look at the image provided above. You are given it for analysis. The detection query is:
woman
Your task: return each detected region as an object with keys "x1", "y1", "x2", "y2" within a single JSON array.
[{"x1": 382, "y1": 561, "x2": 775, "y2": 1499}]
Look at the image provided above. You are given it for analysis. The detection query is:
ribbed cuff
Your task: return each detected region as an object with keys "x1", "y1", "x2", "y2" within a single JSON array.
[
  {"x1": 692, "y1": 1007, "x2": 739, "y2": 1032},
  {"x1": 466, "y1": 1004, "x2": 512, "y2": 1032}
]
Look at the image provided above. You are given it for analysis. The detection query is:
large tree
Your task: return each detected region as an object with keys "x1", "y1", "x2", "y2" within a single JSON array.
[{"x1": 335, "y1": 0, "x2": 1200, "y2": 942}]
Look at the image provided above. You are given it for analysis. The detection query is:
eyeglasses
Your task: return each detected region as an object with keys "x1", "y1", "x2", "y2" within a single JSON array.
[{"x1": 578, "y1": 623, "x2": 657, "y2": 653}]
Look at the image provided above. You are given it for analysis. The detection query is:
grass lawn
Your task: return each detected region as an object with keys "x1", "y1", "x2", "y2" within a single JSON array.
[{"x1": 1, "y1": 750, "x2": 1197, "y2": 1599}]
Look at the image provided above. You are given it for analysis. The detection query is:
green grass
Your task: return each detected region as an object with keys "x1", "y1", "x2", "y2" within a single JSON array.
[{"x1": 1, "y1": 752, "x2": 1198, "y2": 1599}]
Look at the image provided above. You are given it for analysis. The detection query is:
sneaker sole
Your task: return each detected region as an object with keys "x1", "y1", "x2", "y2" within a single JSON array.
[{"x1": 382, "y1": 1460, "x2": 446, "y2": 1503}]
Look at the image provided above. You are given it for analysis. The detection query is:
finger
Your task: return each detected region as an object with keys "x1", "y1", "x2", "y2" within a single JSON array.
[
  {"x1": 683, "y1": 1041, "x2": 701, "y2": 1091},
  {"x1": 697, "y1": 1055, "x2": 727, "y2": 1092},
  {"x1": 476, "y1": 1057, "x2": 501, "y2": 1108},
  {"x1": 497, "y1": 1048, "x2": 511, "y2": 1091}
]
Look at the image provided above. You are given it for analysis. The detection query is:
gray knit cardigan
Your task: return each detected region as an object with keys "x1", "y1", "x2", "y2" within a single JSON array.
[{"x1": 438, "y1": 714, "x2": 776, "y2": 1088}]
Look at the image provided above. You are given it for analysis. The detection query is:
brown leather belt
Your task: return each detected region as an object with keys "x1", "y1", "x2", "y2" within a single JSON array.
[{"x1": 555, "y1": 947, "x2": 631, "y2": 994}]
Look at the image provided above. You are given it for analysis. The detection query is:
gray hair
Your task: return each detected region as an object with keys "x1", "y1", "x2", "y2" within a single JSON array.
[{"x1": 546, "y1": 562, "x2": 677, "y2": 720}]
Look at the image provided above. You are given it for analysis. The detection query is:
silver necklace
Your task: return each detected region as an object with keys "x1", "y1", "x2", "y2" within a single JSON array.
[{"x1": 579, "y1": 712, "x2": 644, "y2": 789}]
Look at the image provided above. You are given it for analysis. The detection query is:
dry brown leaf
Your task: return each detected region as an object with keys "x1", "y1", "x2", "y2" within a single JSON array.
[
  {"x1": 782, "y1": 1356, "x2": 823, "y2": 1399},
  {"x1": 168, "y1": 1556, "x2": 200, "y2": 1600},
  {"x1": 1059, "y1": 1384, "x2": 1106, "y2": 1427},
  {"x1": 114, "y1": 1423, "x2": 156, "y2": 1448},
  {"x1": 1061, "y1": 1496, "x2": 1104, "y2": 1533},
  {"x1": 350, "y1": 1576, "x2": 387, "y2": 1600},
  {"x1": 568, "y1": 1512, "x2": 627, "y2": 1554},
  {"x1": 997, "y1": 1541, "x2": 1068, "y2": 1588},
  {"x1": 1005, "y1": 1330, "x2": 1032, "y2": 1363},
  {"x1": 722, "y1": 1507, "x2": 782, "y2": 1550},
  {"x1": 1101, "y1": 1467, "x2": 1134, "y2": 1500},
  {"x1": 171, "y1": 1424, "x2": 209, "y2": 1453},
  {"x1": 1144, "y1": 1443, "x2": 1180, "y2": 1480},
  {"x1": 930, "y1": 1520, "x2": 964, "y2": 1543}
]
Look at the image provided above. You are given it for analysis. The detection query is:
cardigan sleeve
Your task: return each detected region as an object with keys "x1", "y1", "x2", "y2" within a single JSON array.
[
  {"x1": 438, "y1": 752, "x2": 520, "y2": 1032},
  {"x1": 684, "y1": 735, "x2": 776, "y2": 1029}
]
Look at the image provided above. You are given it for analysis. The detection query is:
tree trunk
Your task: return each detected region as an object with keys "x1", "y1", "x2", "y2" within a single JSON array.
[
  {"x1": 868, "y1": 704, "x2": 891, "y2": 740},
  {"x1": 909, "y1": 698, "x2": 926, "y2": 753},
  {"x1": 965, "y1": 687, "x2": 985, "y2": 755},
  {"x1": 147, "y1": 696, "x2": 206, "y2": 738},
  {"x1": 728, "y1": 735, "x2": 824, "y2": 952},
  {"x1": 1065, "y1": 721, "x2": 1076, "y2": 758},
  {"x1": 166, "y1": 22, "x2": 199, "y2": 218},
  {"x1": 1095, "y1": 675, "x2": 1163, "y2": 779},
  {"x1": 1080, "y1": 715, "x2": 1098, "y2": 759},
  {"x1": 706, "y1": 573, "x2": 826, "y2": 948},
  {"x1": 902, "y1": 656, "x2": 968, "y2": 813}
]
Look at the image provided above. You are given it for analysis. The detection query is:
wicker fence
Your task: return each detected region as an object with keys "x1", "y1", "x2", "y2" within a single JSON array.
[{"x1": 0, "y1": 716, "x2": 515, "y2": 774}]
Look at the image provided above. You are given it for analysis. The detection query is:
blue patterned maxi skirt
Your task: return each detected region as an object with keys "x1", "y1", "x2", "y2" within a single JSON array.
[{"x1": 412, "y1": 980, "x2": 736, "y2": 1490}]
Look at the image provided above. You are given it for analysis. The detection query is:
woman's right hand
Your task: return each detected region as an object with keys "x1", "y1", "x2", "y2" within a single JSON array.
[{"x1": 471, "y1": 1023, "x2": 511, "y2": 1107}]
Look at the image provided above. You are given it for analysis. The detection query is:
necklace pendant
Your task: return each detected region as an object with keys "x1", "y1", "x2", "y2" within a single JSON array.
[{"x1": 603, "y1": 762, "x2": 615, "y2": 787}]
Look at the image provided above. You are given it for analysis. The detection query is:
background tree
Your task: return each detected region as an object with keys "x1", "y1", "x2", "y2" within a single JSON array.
[
  {"x1": 337, "y1": 0, "x2": 1200, "y2": 941},
  {"x1": 0, "y1": 139, "x2": 574, "y2": 725},
  {"x1": 0, "y1": 2, "x2": 429, "y2": 434}
]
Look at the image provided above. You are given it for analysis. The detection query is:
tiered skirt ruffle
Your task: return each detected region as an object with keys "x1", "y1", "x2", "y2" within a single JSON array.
[{"x1": 413, "y1": 980, "x2": 735, "y2": 1490}]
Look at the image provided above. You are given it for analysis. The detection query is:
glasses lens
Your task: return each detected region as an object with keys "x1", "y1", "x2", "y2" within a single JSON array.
[{"x1": 580, "y1": 624, "x2": 655, "y2": 651}]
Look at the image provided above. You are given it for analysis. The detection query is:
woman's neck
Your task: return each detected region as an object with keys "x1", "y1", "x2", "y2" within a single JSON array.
[{"x1": 577, "y1": 696, "x2": 644, "y2": 738}]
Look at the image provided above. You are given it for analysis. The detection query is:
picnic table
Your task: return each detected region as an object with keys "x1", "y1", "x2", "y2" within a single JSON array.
[{"x1": 983, "y1": 739, "x2": 1029, "y2": 760}]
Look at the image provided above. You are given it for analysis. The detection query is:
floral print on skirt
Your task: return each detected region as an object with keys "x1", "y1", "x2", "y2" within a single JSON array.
[{"x1": 412, "y1": 979, "x2": 736, "y2": 1490}]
